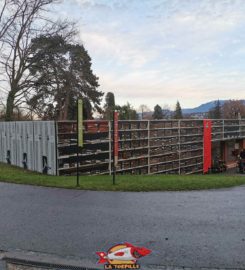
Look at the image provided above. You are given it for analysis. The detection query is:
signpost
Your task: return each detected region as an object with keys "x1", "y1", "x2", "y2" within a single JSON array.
[
  {"x1": 113, "y1": 111, "x2": 119, "y2": 185},
  {"x1": 77, "y1": 99, "x2": 83, "y2": 187},
  {"x1": 203, "y1": 119, "x2": 211, "y2": 173}
]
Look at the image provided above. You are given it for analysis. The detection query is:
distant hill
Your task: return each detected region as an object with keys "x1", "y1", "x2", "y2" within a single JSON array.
[
  {"x1": 139, "y1": 100, "x2": 245, "y2": 119},
  {"x1": 182, "y1": 100, "x2": 226, "y2": 114}
]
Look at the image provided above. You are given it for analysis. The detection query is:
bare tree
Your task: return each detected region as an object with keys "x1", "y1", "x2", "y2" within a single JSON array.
[
  {"x1": 138, "y1": 104, "x2": 150, "y2": 119},
  {"x1": 222, "y1": 100, "x2": 245, "y2": 119},
  {"x1": 0, "y1": 1, "x2": 24, "y2": 43},
  {"x1": 162, "y1": 103, "x2": 172, "y2": 119},
  {"x1": 0, "y1": 0, "x2": 75, "y2": 120}
]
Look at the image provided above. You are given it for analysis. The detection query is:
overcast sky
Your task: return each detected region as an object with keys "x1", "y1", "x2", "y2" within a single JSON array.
[{"x1": 54, "y1": 0, "x2": 245, "y2": 110}]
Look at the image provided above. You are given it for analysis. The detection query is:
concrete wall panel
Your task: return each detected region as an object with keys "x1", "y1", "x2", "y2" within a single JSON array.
[{"x1": 33, "y1": 121, "x2": 56, "y2": 175}]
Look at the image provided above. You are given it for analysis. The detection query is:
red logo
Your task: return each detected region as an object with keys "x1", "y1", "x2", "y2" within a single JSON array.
[{"x1": 96, "y1": 242, "x2": 151, "y2": 269}]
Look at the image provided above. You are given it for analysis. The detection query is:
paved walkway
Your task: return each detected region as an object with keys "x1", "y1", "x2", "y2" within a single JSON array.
[{"x1": 0, "y1": 182, "x2": 244, "y2": 269}]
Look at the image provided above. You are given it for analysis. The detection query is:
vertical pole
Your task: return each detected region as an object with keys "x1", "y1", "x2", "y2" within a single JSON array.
[
  {"x1": 147, "y1": 120, "x2": 150, "y2": 174},
  {"x1": 113, "y1": 111, "x2": 119, "y2": 185},
  {"x1": 76, "y1": 148, "x2": 79, "y2": 186},
  {"x1": 108, "y1": 121, "x2": 112, "y2": 175},
  {"x1": 76, "y1": 100, "x2": 79, "y2": 187},
  {"x1": 203, "y1": 119, "x2": 212, "y2": 173},
  {"x1": 77, "y1": 99, "x2": 83, "y2": 187},
  {"x1": 222, "y1": 119, "x2": 225, "y2": 140},
  {"x1": 112, "y1": 112, "x2": 115, "y2": 185},
  {"x1": 239, "y1": 117, "x2": 241, "y2": 138},
  {"x1": 55, "y1": 121, "x2": 58, "y2": 176},
  {"x1": 178, "y1": 120, "x2": 181, "y2": 175},
  {"x1": 14, "y1": 121, "x2": 17, "y2": 167}
]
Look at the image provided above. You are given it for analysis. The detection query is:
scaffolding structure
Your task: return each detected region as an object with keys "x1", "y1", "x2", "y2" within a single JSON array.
[
  {"x1": 57, "y1": 120, "x2": 110, "y2": 175},
  {"x1": 57, "y1": 119, "x2": 245, "y2": 176},
  {"x1": 1, "y1": 119, "x2": 245, "y2": 176}
]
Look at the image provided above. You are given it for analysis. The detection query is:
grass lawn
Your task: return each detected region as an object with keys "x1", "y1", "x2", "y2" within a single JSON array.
[{"x1": 0, "y1": 162, "x2": 245, "y2": 191}]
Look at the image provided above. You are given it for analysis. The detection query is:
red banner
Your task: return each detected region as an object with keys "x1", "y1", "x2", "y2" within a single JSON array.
[
  {"x1": 203, "y1": 120, "x2": 212, "y2": 173},
  {"x1": 114, "y1": 112, "x2": 119, "y2": 166}
]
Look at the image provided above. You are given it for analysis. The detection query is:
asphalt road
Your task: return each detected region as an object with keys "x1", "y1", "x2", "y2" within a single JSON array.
[{"x1": 0, "y1": 182, "x2": 244, "y2": 269}]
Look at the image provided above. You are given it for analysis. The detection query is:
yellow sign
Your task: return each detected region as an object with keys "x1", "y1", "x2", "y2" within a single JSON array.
[{"x1": 78, "y1": 99, "x2": 83, "y2": 147}]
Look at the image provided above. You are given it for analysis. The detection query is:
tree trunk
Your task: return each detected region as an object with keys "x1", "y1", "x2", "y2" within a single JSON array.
[
  {"x1": 5, "y1": 91, "x2": 15, "y2": 121},
  {"x1": 60, "y1": 83, "x2": 70, "y2": 120},
  {"x1": 62, "y1": 91, "x2": 70, "y2": 120}
]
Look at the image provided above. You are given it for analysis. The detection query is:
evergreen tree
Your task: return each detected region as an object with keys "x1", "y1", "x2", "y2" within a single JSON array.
[
  {"x1": 173, "y1": 101, "x2": 183, "y2": 119},
  {"x1": 138, "y1": 104, "x2": 150, "y2": 119},
  {"x1": 208, "y1": 100, "x2": 222, "y2": 119},
  {"x1": 103, "y1": 92, "x2": 115, "y2": 120},
  {"x1": 152, "y1": 104, "x2": 163, "y2": 119},
  {"x1": 115, "y1": 103, "x2": 138, "y2": 120},
  {"x1": 27, "y1": 35, "x2": 103, "y2": 120},
  {"x1": 67, "y1": 96, "x2": 93, "y2": 120}
]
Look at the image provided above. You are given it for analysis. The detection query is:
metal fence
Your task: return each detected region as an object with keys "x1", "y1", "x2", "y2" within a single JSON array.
[{"x1": 0, "y1": 121, "x2": 57, "y2": 175}]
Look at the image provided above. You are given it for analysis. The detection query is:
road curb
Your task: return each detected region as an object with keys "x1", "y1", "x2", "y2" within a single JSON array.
[
  {"x1": 0, "y1": 250, "x2": 244, "y2": 270},
  {"x1": 0, "y1": 250, "x2": 98, "y2": 270}
]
